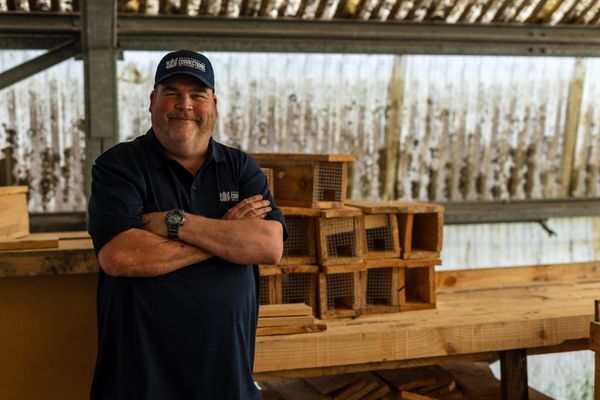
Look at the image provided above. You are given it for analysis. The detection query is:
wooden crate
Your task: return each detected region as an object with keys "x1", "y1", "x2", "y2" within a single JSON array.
[
  {"x1": 348, "y1": 200, "x2": 444, "y2": 260},
  {"x1": 316, "y1": 207, "x2": 364, "y2": 267},
  {"x1": 279, "y1": 265, "x2": 319, "y2": 315},
  {"x1": 252, "y1": 153, "x2": 357, "y2": 208},
  {"x1": 363, "y1": 213, "x2": 400, "y2": 259},
  {"x1": 361, "y1": 261, "x2": 403, "y2": 315},
  {"x1": 397, "y1": 204, "x2": 444, "y2": 260},
  {"x1": 261, "y1": 167, "x2": 275, "y2": 198},
  {"x1": 400, "y1": 260, "x2": 440, "y2": 311},
  {"x1": 259, "y1": 265, "x2": 281, "y2": 305},
  {"x1": 0, "y1": 186, "x2": 29, "y2": 239},
  {"x1": 280, "y1": 207, "x2": 320, "y2": 265},
  {"x1": 318, "y1": 264, "x2": 365, "y2": 319}
]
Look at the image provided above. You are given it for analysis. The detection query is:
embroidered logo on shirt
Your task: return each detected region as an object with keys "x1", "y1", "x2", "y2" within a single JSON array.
[{"x1": 219, "y1": 191, "x2": 239, "y2": 202}]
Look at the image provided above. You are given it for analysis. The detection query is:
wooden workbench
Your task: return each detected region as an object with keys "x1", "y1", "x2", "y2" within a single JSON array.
[{"x1": 0, "y1": 235, "x2": 597, "y2": 399}]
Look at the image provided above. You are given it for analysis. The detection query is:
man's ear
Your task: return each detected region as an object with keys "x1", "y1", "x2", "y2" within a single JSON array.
[
  {"x1": 149, "y1": 90, "x2": 156, "y2": 113},
  {"x1": 213, "y1": 94, "x2": 218, "y2": 112}
]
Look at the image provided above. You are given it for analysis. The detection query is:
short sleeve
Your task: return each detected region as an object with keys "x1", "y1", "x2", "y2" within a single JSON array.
[
  {"x1": 238, "y1": 154, "x2": 288, "y2": 241},
  {"x1": 87, "y1": 155, "x2": 146, "y2": 253}
]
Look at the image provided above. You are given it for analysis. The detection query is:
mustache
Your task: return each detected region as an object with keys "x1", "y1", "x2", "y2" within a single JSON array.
[{"x1": 168, "y1": 113, "x2": 198, "y2": 121}]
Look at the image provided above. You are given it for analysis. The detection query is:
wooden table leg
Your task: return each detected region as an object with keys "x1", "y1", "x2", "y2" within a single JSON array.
[{"x1": 500, "y1": 349, "x2": 528, "y2": 400}]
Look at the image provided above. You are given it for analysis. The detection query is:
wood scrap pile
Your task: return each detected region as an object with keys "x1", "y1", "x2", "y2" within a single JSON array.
[
  {"x1": 259, "y1": 363, "x2": 554, "y2": 400},
  {"x1": 257, "y1": 303, "x2": 326, "y2": 336}
]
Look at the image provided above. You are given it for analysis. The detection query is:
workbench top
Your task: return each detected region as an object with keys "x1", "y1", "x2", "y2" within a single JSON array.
[
  {"x1": 0, "y1": 232, "x2": 98, "y2": 277},
  {"x1": 254, "y1": 262, "x2": 600, "y2": 380}
]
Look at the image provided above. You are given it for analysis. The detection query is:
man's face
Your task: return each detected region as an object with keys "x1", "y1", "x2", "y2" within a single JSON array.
[{"x1": 149, "y1": 74, "x2": 218, "y2": 147}]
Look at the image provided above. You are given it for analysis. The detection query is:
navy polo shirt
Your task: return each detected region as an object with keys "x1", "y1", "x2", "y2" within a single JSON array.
[{"x1": 88, "y1": 129, "x2": 286, "y2": 400}]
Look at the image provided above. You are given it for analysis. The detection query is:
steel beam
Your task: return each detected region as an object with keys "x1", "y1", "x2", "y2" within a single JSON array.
[
  {"x1": 81, "y1": 0, "x2": 119, "y2": 198},
  {"x1": 117, "y1": 16, "x2": 600, "y2": 56},
  {"x1": 0, "y1": 12, "x2": 79, "y2": 49},
  {"x1": 441, "y1": 198, "x2": 600, "y2": 224},
  {"x1": 0, "y1": 39, "x2": 81, "y2": 90}
]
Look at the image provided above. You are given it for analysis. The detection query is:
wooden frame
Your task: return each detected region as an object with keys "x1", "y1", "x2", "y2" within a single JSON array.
[
  {"x1": 279, "y1": 264, "x2": 319, "y2": 315},
  {"x1": 400, "y1": 261, "x2": 438, "y2": 311},
  {"x1": 261, "y1": 167, "x2": 275, "y2": 198},
  {"x1": 316, "y1": 207, "x2": 364, "y2": 267},
  {"x1": 280, "y1": 207, "x2": 320, "y2": 266},
  {"x1": 252, "y1": 153, "x2": 357, "y2": 208},
  {"x1": 362, "y1": 213, "x2": 401, "y2": 259},
  {"x1": 361, "y1": 265, "x2": 402, "y2": 315},
  {"x1": 318, "y1": 264, "x2": 365, "y2": 319},
  {"x1": 259, "y1": 264, "x2": 282, "y2": 305}
]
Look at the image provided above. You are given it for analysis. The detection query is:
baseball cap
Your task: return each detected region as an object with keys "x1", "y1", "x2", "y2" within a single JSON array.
[{"x1": 154, "y1": 50, "x2": 215, "y2": 92}]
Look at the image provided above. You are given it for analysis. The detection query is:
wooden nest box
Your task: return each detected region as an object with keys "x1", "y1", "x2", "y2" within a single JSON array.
[
  {"x1": 279, "y1": 207, "x2": 320, "y2": 266},
  {"x1": 252, "y1": 153, "x2": 357, "y2": 208}
]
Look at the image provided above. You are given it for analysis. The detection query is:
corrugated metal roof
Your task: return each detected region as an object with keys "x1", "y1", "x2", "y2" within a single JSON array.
[{"x1": 2, "y1": 0, "x2": 600, "y2": 25}]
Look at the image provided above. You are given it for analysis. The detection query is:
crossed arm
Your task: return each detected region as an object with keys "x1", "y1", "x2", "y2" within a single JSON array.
[{"x1": 98, "y1": 195, "x2": 283, "y2": 277}]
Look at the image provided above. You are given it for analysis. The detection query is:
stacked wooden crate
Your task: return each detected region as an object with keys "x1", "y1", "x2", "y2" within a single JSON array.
[
  {"x1": 347, "y1": 201, "x2": 443, "y2": 313},
  {"x1": 254, "y1": 153, "x2": 444, "y2": 320}
]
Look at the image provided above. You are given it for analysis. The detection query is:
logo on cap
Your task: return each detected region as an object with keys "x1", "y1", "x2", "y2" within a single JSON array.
[{"x1": 165, "y1": 57, "x2": 206, "y2": 72}]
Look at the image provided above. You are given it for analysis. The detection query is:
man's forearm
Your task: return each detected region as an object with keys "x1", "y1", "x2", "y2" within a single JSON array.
[
  {"x1": 178, "y1": 215, "x2": 283, "y2": 265},
  {"x1": 98, "y1": 228, "x2": 213, "y2": 277}
]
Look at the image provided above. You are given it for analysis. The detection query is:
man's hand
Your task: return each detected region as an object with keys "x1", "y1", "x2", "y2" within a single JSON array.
[{"x1": 222, "y1": 195, "x2": 272, "y2": 220}]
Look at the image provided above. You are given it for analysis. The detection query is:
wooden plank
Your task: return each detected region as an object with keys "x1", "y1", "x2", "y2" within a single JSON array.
[
  {"x1": 0, "y1": 186, "x2": 28, "y2": 239},
  {"x1": 280, "y1": 265, "x2": 319, "y2": 274},
  {"x1": 253, "y1": 153, "x2": 358, "y2": 163},
  {"x1": 560, "y1": 57, "x2": 585, "y2": 197},
  {"x1": 303, "y1": 373, "x2": 358, "y2": 395},
  {"x1": 500, "y1": 349, "x2": 528, "y2": 400},
  {"x1": 400, "y1": 390, "x2": 436, "y2": 400},
  {"x1": 0, "y1": 235, "x2": 59, "y2": 251},
  {"x1": 259, "y1": 265, "x2": 281, "y2": 276},
  {"x1": 436, "y1": 261, "x2": 600, "y2": 292},
  {"x1": 382, "y1": 55, "x2": 405, "y2": 200},
  {"x1": 376, "y1": 366, "x2": 437, "y2": 391},
  {"x1": 281, "y1": 206, "x2": 322, "y2": 217},
  {"x1": 590, "y1": 322, "x2": 600, "y2": 353},
  {"x1": 365, "y1": 258, "x2": 442, "y2": 269},
  {"x1": 257, "y1": 325, "x2": 325, "y2": 336},
  {"x1": 258, "y1": 303, "x2": 313, "y2": 318},
  {"x1": 258, "y1": 315, "x2": 316, "y2": 328},
  {"x1": 320, "y1": 207, "x2": 363, "y2": 219},
  {"x1": 321, "y1": 264, "x2": 365, "y2": 274},
  {"x1": 261, "y1": 379, "x2": 331, "y2": 400},
  {"x1": 0, "y1": 185, "x2": 28, "y2": 195},
  {"x1": 364, "y1": 213, "x2": 389, "y2": 230}
]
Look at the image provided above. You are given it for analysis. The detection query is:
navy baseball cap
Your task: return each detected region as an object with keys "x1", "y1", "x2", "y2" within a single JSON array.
[{"x1": 154, "y1": 50, "x2": 215, "y2": 92}]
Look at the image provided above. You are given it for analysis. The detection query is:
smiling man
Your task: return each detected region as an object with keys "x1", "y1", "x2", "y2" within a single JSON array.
[{"x1": 87, "y1": 50, "x2": 286, "y2": 400}]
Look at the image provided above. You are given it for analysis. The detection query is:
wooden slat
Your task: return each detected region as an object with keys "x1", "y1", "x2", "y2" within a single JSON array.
[
  {"x1": 0, "y1": 235, "x2": 59, "y2": 251},
  {"x1": 320, "y1": 207, "x2": 363, "y2": 219},
  {"x1": 0, "y1": 185, "x2": 28, "y2": 195},
  {"x1": 281, "y1": 206, "x2": 322, "y2": 217},
  {"x1": 259, "y1": 303, "x2": 313, "y2": 318},
  {"x1": 253, "y1": 153, "x2": 358, "y2": 163},
  {"x1": 257, "y1": 325, "x2": 325, "y2": 336},
  {"x1": 303, "y1": 373, "x2": 358, "y2": 395},
  {"x1": 258, "y1": 315, "x2": 316, "y2": 328},
  {"x1": 436, "y1": 261, "x2": 600, "y2": 291},
  {"x1": 262, "y1": 379, "x2": 330, "y2": 400}
]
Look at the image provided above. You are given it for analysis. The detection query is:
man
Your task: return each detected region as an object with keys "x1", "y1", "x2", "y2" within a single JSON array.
[{"x1": 88, "y1": 50, "x2": 286, "y2": 399}]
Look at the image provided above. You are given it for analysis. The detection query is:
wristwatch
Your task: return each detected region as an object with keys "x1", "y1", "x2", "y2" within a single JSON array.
[{"x1": 165, "y1": 209, "x2": 186, "y2": 240}]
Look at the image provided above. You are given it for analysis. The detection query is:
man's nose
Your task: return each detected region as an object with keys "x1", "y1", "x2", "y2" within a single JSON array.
[{"x1": 176, "y1": 95, "x2": 193, "y2": 110}]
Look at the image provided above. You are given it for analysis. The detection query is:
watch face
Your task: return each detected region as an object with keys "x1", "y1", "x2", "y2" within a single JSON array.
[
  {"x1": 166, "y1": 211, "x2": 183, "y2": 226},
  {"x1": 166, "y1": 214, "x2": 180, "y2": 225}
]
